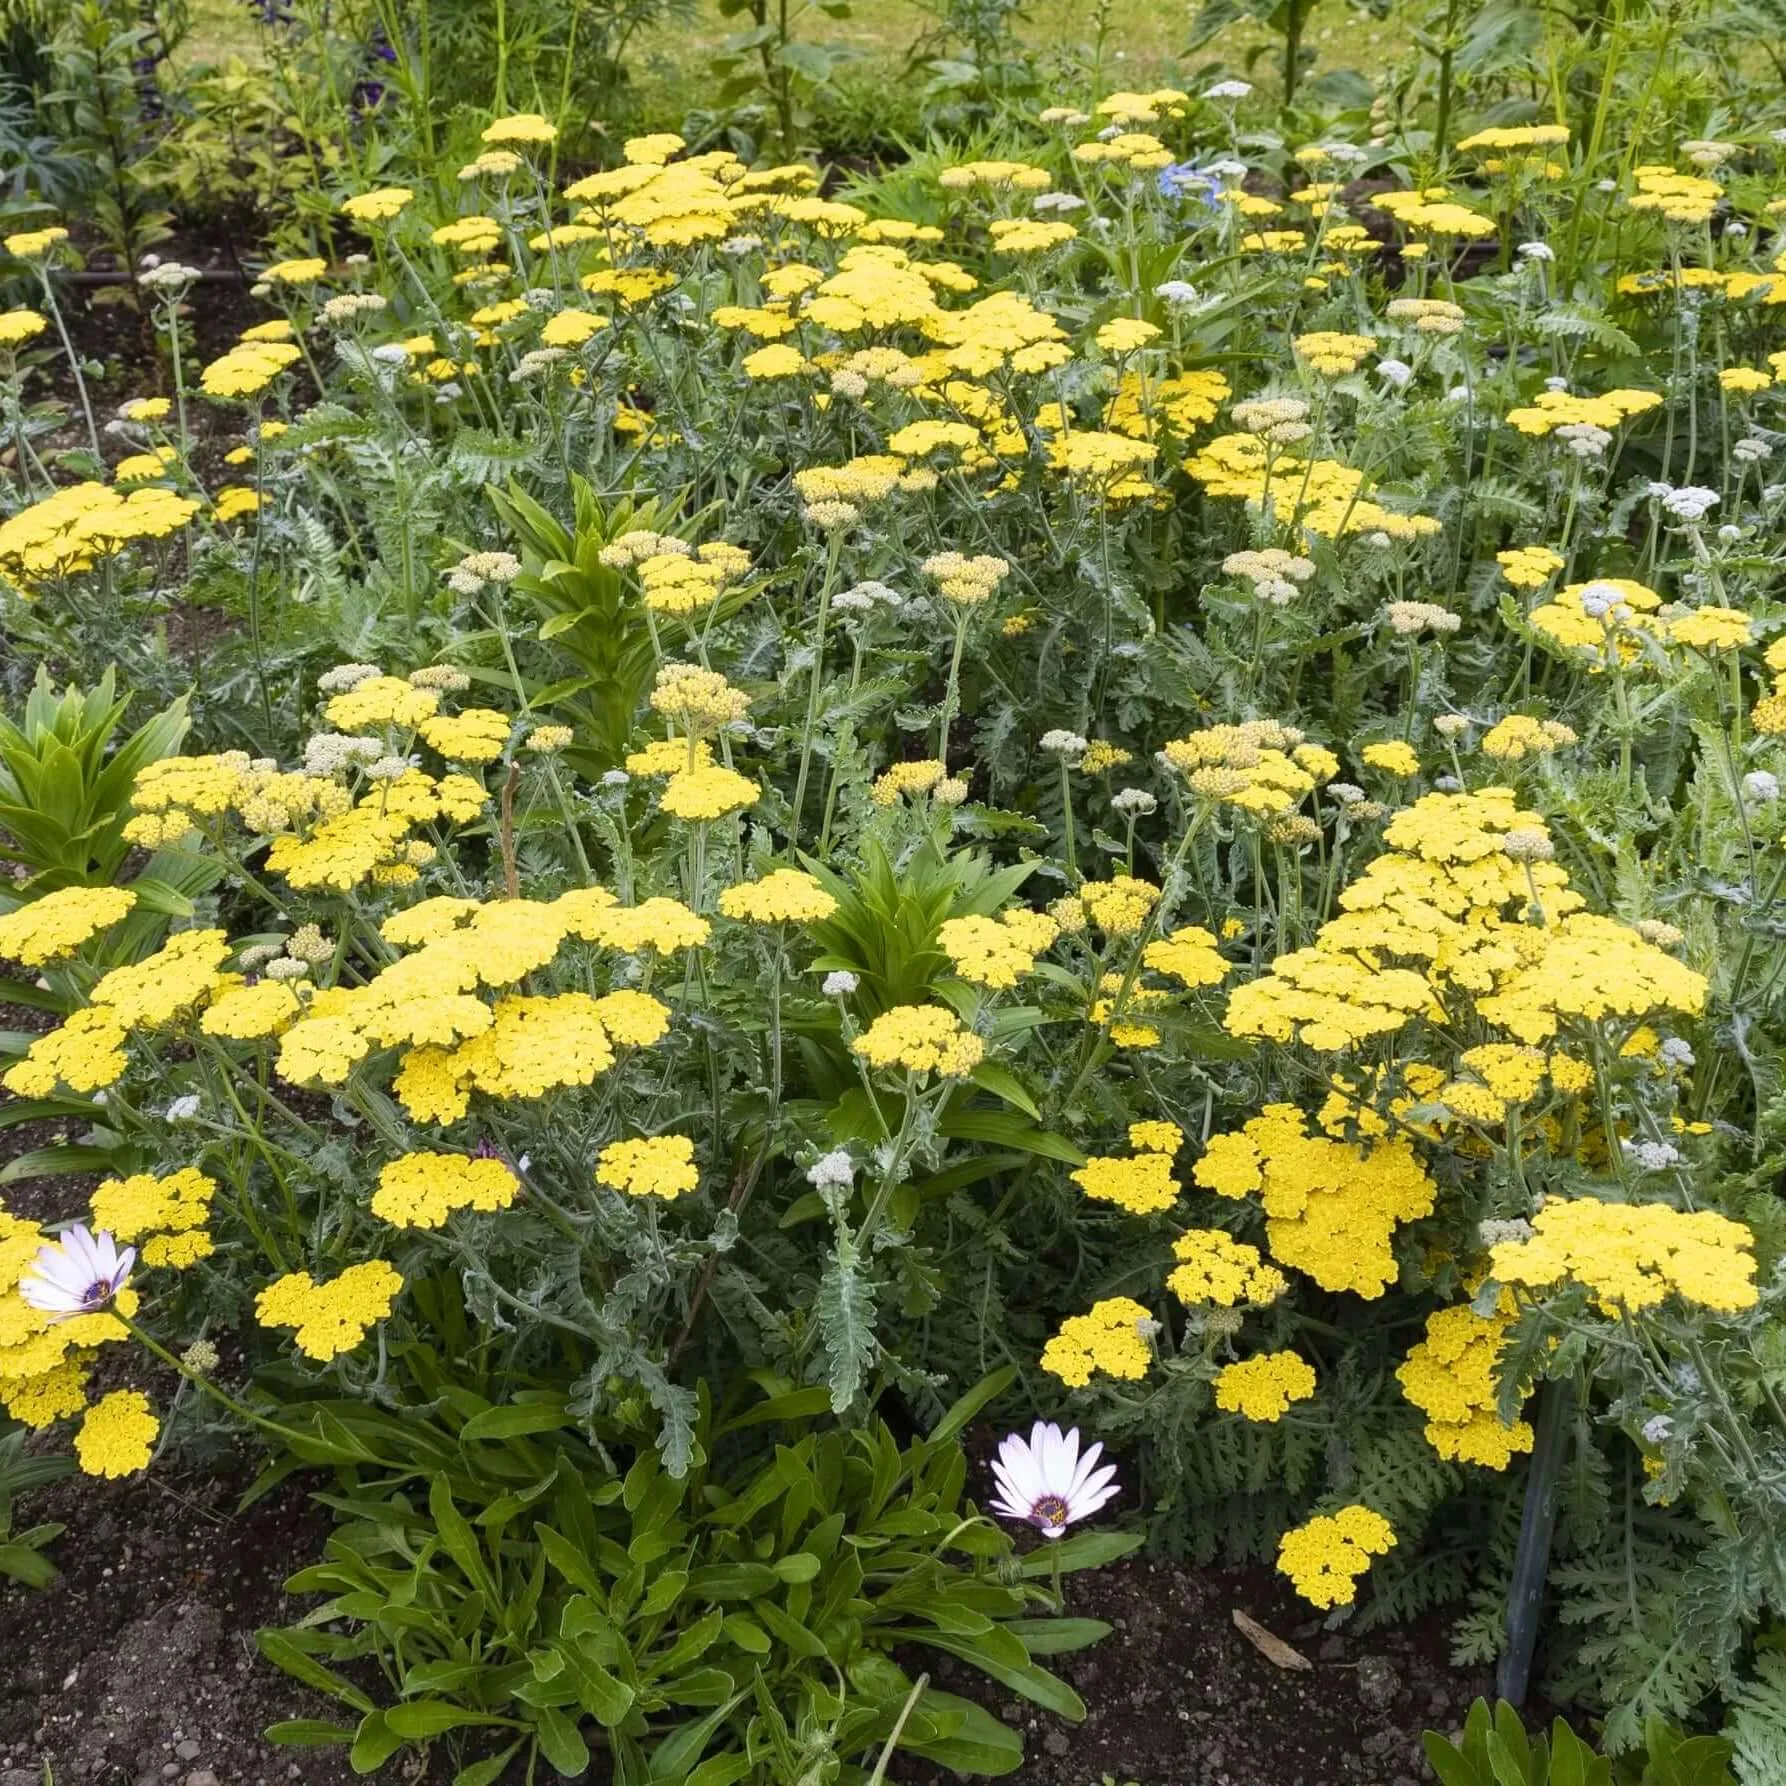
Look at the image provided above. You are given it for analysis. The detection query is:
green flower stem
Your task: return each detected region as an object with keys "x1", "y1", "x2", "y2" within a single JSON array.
[
  {"x1": 38, "y1": 273, "x2": 100, "y2": 458},
  {"x1": 788, "y1": 530, "x2": 846, "y2": 851},
  {"x1": 120, "y1": 1313, "x2": 310, "y2": 1450}
]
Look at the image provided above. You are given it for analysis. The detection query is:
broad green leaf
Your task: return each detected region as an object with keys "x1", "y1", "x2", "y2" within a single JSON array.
[
  {"x1": 264, "y1": 1721, "x2": 355, "y2": 1746},
  {"x1": 1014, "y1": 1530, "x2": 1142, "y2": 1577},
  {"x1": 384, "y1": 1701, "x2": 512, "y2": 1738},
  {"x1": 349, "y1": 1711, "x2": 404, "y2": 1774},
  {"x1": 454, "y1": 1742, "x2": 523, "y2": 1786},
  {"x1": 256, "y1": 1629, "x2": 375, "y2": 1714},
  {"x1": 459, "y1": 1401, "x2": 571, "y2": 1441},
  {"x1": 535, "y1": 1705, "x2": 590, "y2": 1776}
]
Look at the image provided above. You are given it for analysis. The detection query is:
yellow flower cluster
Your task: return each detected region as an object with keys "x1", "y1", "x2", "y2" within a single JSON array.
[
  {"x1": 0, "y1": 885, "x2": 136, "y2": 966},
  {"x1": 199, "y1": 339, "x2": 302, "y2": 398},
  {"x1": 1074, "y1": 875, "x2": 1158, "y2": 935},
  {"x1": 340, "y1": 185, "x2": 414, "y2": 222},
  {"x1": 1490, "y1": 1199, "x2": 1758, "y2": 1314},
  {"x1": 1129, "y1": 1120, "x2": 1182, "y2": 1154},
  {"x1": 1476, "y1": 913, "x2": 1707, "y2": 1044},
  {"x1": 1070, "y1": 1148, "x2": 1181, "y2": 1215},
  {"x1": 1160, "y1": 721, "x2": 1325, "y2": 817},
  {"x1": 595, "y1": 1134, "x2": 700, "y2": 1199},
  {"x1": 90, "y1": 1168, "x2": 216, "y2": 1269},
  {"x1": 660, "y1": 764, "x2": 760, "y2": 821},
  {"x1": 921, "y1": 551, "x2": 1011, "y2": 605},
  {"x1": 1497, "y1": 545, "x2": 1565, "y2": 590},
  {"x1": 1456, "y1": 124, "x2": 1569, "y2": 152},
  {"x1": 1276, "y1": 1506, "x2": 1396, "y2": 1608},
  {"x1": 256, "y1": 1260, "x2": 405, "y2": 1360},
  {"x1": 1293, "y1": 330, "x2": 1375, "y2": 376},
  {"x1": 1103, "y1": 369, "x2": 1230, "y2": 442},
  {"x1": 1397, "y1": 1300, "x2": 1534, "y2": 1468},
  {"x1": 0, "y1": 480, "x2": 202, "y2": 581},
  {"x1": 1480, "y1": 715, "x2": 1576, "y2": 760},
  {"x1": 1361, "y1": 740, "x2": 1420, "y2": 777},
  {"x1": 75, "y1": 1389, "x2": 159, "y2": 1479},
  {"x1": 1166, "y1": 1228, "x2": 1288, "y2": 1307},
  {"x1": 372, "y1": 1152, "x2": 519, "y2": 1228},
  {"x1": 1193, "y1": 1105, "x2": 1436, "y2": 1297},
  {"x1": 1214, "y1": 1351, "x2": 1316, "y2": 1421},
  {"x1": 4, "y1": 283, "x2": 59, "y2": 340},
  {"x1": 418, "y1": 708, "x2": 511, "y2": 763},
  {"x1": 4, "y1": 929, "x2": 232, "y2": 1096},
  {"x1": 871, "y1": 759, "x2": 948, "y2": 805},
  {"x1": 1223, "y1": 788, "x2": 1674, "y2": 1055},
  {"x1": 1628, "y1": 165, "x2": 1722, "y2": 225},
  {"x1": 1186, "y1": 433, "x2": 1441, "y2": 540},
  {"x1": 201, "y1": 979, "x2": 301, "y2": 1041},
  {"x1": 851, "y1": 1005, "x2": 985, "y2": 1077},
  {"x1": 718, "y1": 870, "x2": 838, "y2": 924},
  {"x1": 272, "y1": 892, "x2": 676, "y2": 1115},
  {"x1": 1040, "y1": 1296, "x2": 1154, "y2": 1387},
  {"x1": 1505, "y1": 386, "x2": 1662, "y2": 436},
  {"x1": 649, "y1": 663, "x2": 750, "y2": 732},
  {"x1": 936, "y1": 909, "x2": 1059, "y2": 987}
]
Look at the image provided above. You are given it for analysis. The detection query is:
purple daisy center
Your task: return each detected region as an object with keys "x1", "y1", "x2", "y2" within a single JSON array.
[{"x1": 1030, "y1": 1494, "x2": 1071, "y2": 1530}]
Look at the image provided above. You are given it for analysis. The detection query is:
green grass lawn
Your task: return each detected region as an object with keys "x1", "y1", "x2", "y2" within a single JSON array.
[{"x1": 175, "y1": 0, "x2": 1415, "y2": 116}]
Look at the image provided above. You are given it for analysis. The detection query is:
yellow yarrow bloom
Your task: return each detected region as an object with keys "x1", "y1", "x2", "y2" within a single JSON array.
[
  {"x1": 595, "y1": 1134, "x2": 699, "y2": 1199},
  {"x1": 0, "y1": 886, "x2": 136, "y2": 967},
  {"x1": 1490, "y1": 1199, "x2": 1757, "y2": 1314},
  {"x1": 936, "y1": 910, "x2": 1059, "y2": 987},
  {"x1": 1192, "y1": 1105, "x2": 1436, "y2": 1297},
  {"x1": 372, "y1": 1152, "x2": 519, "y2": 1229},
  {"x1": 483, "y1": 112, "x2": 557, "y2": 145},
  {"x1": 1166, "y1": 1229, "x2": 1288, "y2": 1307},
  {"x1": 1040, "y1": 1296, "x2": 1154, "y2": 1387},
  {"x1": 256, "y1": 1261, "x2": 404, "y2": 1360},
  {"x1": 1214, "y1": 1351, "x2": 1317, "y2": 1421},
  {"x1": 1070, "y1": 1151, "x2": 1180, "y2": 1215},
  {"x1": 1277, "y1": 1505, "x2": 1395, "y2": 1608},
  {"x1": 718, "y1": 870, "x2": 837, "y2": 924},
  {"x1": 1397, "y1": 1300, "x2": 1534, "y2": 1469},
  {"x1": 75, "y1": 1389, "x2": 159, "y2": 1478},
  {"x1": 340, "y1": 187, "x2": 413, "y2": 223},
  {"x1": 852, "y1": 1005, "x2": 985, "y2": 1078}
]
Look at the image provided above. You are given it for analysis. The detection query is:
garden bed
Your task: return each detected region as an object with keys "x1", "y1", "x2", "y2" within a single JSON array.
[{"x1": 0, "y1": 1454, "x2": 1494, "y2": 1786}]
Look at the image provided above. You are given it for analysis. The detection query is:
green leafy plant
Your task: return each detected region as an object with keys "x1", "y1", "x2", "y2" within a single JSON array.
[
  {"x1": 256, "y1": 1370, "x2": 1129, "y2": 1780},
  {"x1": 36, "y1": 0, "x2": 175, "y2": 298},
  {"x1": 0, "y1": 664, "x2": 190, "y2": 892},
  {"x1": 710, "y1": 0, "x2": 856, "y2": 158},
  {"x1": 0, "y1": 1424, "x2": 71, "y2": 1589},
  {"x1": 1424, "y1": 1699, "x2": 1737, "y2": 1786},
  {"x1": 487, "y1": 477, "x2": 704, "y2": 777}
]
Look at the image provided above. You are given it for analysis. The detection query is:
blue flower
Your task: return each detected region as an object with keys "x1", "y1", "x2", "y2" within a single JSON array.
[{"x1": 1158, "y1": 162, "x2": 1222, "y2": 207}]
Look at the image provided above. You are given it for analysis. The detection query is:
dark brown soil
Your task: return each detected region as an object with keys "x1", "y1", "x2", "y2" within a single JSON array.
[
  {"x1": 899, "y1": 1559, "x2": 1488, "y2": 1786},
  {"x1": 0, "y1": 1466, "x2": 357, "y2": 1786}
]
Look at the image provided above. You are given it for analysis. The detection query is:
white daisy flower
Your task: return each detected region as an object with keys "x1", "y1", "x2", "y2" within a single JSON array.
[
  {"x1": 989, "y1": 1420, "x2": 1120, "y2": 1539},
  {"x1": 19, "y1": 1225, "x2": 135, "y2": 1318}
]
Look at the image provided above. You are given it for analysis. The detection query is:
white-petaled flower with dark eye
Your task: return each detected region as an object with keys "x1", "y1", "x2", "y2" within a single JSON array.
[
  {"x1": 989, "y1": 1421, "x2": 1120, "y2": 1539},
  {"x1": 19, "y1": 1225, "x2": 135, "y2": 1318}
]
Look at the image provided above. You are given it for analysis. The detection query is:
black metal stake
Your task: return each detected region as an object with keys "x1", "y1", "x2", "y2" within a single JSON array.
[{"x1": 1498, "y1": 1377, "x2": 1573, "y2": 1706}]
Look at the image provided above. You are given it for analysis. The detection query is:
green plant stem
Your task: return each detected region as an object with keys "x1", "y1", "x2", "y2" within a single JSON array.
[{"x1": 789, "y1": 531, "x2": 845, "y2": 850}]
